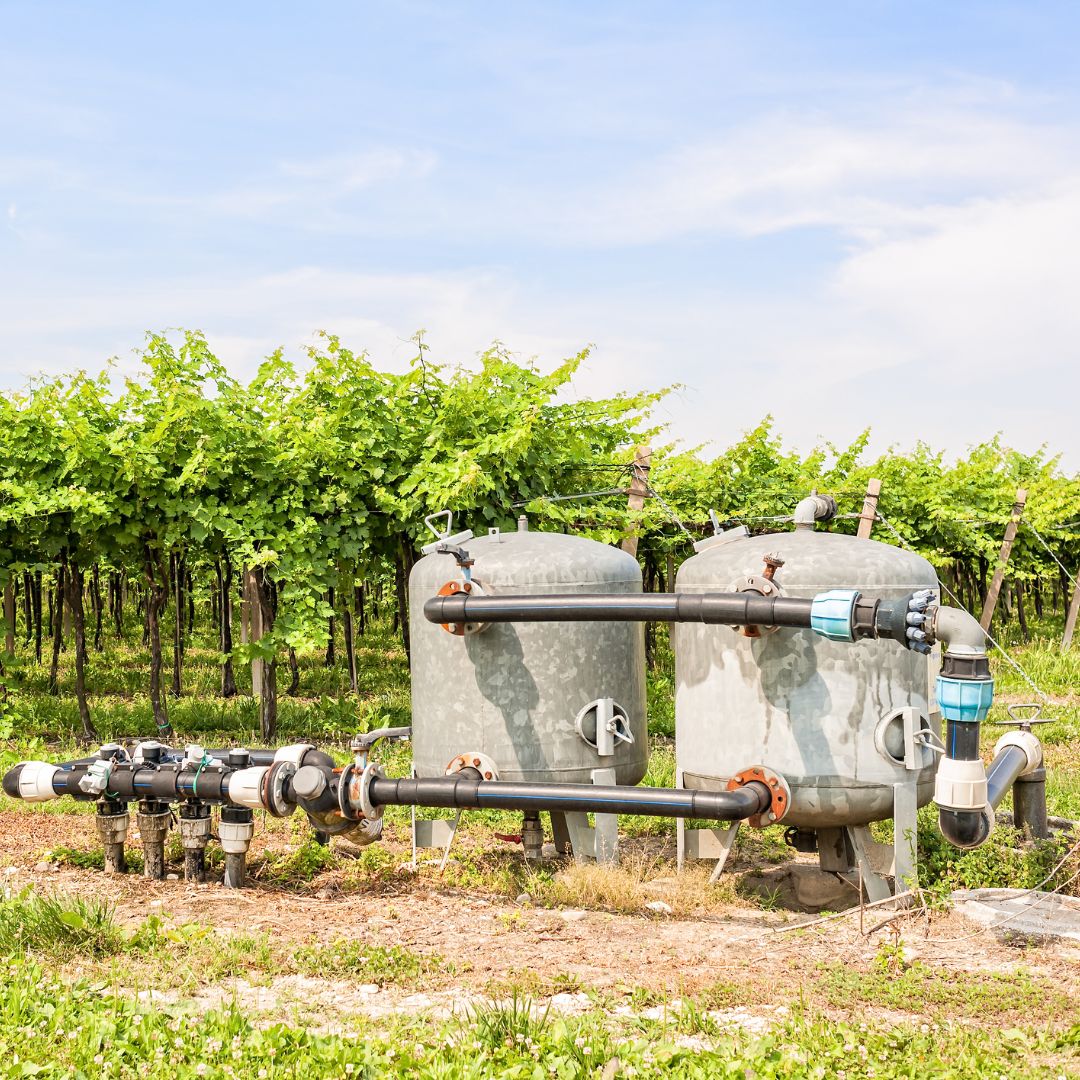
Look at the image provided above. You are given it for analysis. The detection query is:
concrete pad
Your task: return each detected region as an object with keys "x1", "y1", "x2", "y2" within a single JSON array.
[{"x1": 951, "y1": 889, "x2": 1080, "y2": 943}]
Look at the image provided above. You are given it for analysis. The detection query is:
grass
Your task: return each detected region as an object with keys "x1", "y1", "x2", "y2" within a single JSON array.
[
  {"x1": 0, "y1": 959, "x2": 1073, "y2": 1078},
  {"x1": 0, "y1": 886, "x2": 122, "y2": 957},
  {"x1": 815, "y1": 960, "x2": 1076, "y2": 1020}
]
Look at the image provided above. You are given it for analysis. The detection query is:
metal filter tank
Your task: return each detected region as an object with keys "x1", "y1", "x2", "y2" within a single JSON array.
[
  {"x1": 408, "y1": 527, "x2": 648, "y2": 784},
  {"x1": 674, "y1": 529, "x2": 940, "y2": 827}
]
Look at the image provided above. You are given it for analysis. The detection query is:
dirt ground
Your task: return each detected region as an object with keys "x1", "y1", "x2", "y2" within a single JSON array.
[{"x1": 3, "y1": 808, "x2": 1078, "y2": 1030}]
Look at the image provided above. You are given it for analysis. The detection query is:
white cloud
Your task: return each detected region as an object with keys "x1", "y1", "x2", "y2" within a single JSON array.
[
  {"x1": 550, "y1": 108, "x2": 1078, "y2": 247},
  {"x1": 278, "y1": 148, "x2": 437, "y2": 190}
]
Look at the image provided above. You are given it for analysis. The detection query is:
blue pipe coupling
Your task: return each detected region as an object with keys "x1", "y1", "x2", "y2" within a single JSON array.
[
  {"x1": 809, "y1": 589, "x2": 859, "y2": 642},
  {"x1": 936, "y1": 674, "x2": 995, "y2": 723}
]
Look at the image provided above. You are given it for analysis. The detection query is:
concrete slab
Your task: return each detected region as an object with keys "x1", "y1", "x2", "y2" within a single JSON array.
[{"x1": 951, "y1": 888, "x2": 1080, "y2": 943}]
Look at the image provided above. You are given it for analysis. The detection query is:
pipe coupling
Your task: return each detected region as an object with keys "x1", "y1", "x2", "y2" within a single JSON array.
[
  {"x1": 273, "y1": 743, "x2": 316, "y2": 767},
  {"x1": 218, "y1": 819, "x2": 254, "y2": 854},
  {"x1": 16, "y1": 762, "x2": 59, "y2": 802},
  {"x1": 95, "y1": 812, "x2": 130, "y2": 845},
  {"x1": 992, "y1": 730, "x2": 1043, "y2": 776},
  {"x1": 227, "y1": 766, "x2": 269, "y2": 810},
  {"x1": 179, "y1": 815, "x2": 212, "y2": 848},
  {"x1": 934, "y1": 757, "x2": 988, "y2": 811},
  {"x1": 136, "y1": 810, "x2": 172, "y2": 843}
]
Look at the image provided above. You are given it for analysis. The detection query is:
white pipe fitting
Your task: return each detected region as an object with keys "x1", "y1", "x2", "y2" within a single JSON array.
[
  {"x1": 934, "y1": 757, "x2": 989, "y2": 811},
  {"x1": 932, "y1": 606, "x2": 988, "y2": 656},
  {"x1": 218, "y1": 819, "x2": 254, "y2": 854},
  {"x1": 18, "y1": 762, "x2": 59, "y2": 802},
  {"x1": 993, "y1": 730, "x2": 1043, "y2": 775},
  {"x1": 227, "y1": 766, "x2": 269, "y2": 810},
  {"x1": 273, "y1": 744, "x2": 315, "y2": 766}
]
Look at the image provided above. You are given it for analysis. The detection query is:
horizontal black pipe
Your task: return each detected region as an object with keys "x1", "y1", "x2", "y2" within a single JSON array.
[
  {"x1": 43, "y1": 764, "x2": 232, "y2": 803},
  {"x1": 367, "y1": 773, "x2": 772, "y2": 821},
  {"x1": 424, "y1": 592, "x2": 815, "y2": 628}
]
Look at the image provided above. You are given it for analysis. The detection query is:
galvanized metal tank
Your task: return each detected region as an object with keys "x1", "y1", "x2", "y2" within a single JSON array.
[
  {"x1": 674, "y1": 530, "x2": 940, "y2": 827},
  {"x1": 409, "y1": 527, "x2": 648, "y2": 784}
]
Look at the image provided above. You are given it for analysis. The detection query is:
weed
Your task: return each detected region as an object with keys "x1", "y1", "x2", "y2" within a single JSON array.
[
  {"x1": 291, "y1": 940, "x2": 451, "y2": 986},
  {"x1": 467, "y1": 991, "x2": 550, "y2": 1051},
  {"x1": 0, "y1": 886, "x2": 121, "y2": 956}
]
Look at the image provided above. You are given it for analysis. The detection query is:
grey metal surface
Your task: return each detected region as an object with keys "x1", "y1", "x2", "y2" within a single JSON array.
[
  {"x1": 409, "y1": 529, "x2": 648, "y2": 784},
  {"x1": 675, "y1": 530, "x2": 940, "y2": 827}
]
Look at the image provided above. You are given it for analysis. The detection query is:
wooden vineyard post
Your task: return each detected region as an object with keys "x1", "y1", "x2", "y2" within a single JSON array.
[
  {"x1": 979, "y1": 489, "x2": 1028, "y2": 633},
  {"x1": 857, "y1": 478, "x2": 882, "y2": 540},
  {"x1": 243, "y1": 568, "x2": 264, "y2": 697},
  {"x1": 620, "y1": 445, "x2": 652, "y2": 560},
  {"x1": 1062, "y1": 576, "x2": 1080, "y2": 650},
  {"x1": 3, "y1": 578, "x2": 14, "y2": 656}
]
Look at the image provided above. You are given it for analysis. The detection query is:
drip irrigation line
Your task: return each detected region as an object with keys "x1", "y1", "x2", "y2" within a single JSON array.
[
  {"x1": 875, "y1": 510, "x2": 1051, "y2": 704},
  {"x1": 1023, "y1": 521, "x2": 1077, "y2": 589}
]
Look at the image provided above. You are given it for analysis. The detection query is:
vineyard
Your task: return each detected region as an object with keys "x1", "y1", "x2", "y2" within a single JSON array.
[
  {"x1": 2, "y1": 329, "x2": 1079, "y2": 743},
  {"x1": 2, "y1": 332, "x2": 1080, "y2": 1077}
]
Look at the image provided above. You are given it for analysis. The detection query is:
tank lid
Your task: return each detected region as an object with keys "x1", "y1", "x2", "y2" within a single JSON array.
[{"x1": 692, "y1": 525, "x2": 749, "y2": 554}]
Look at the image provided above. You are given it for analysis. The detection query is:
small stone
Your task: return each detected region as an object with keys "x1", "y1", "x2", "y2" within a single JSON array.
[
  {"x1": 560, "y1": 909, "x2": 587, "y2": 922},
  {"x1": 166, "y1": 873, "x2": 179, "y2": 881},
  {"x1": 645, "y1": 900, "x2": 673, "y2": 916},
  {"x1": 541, "y1": 843, "x2": 558, "y2": 858},
  {"x1": 34, "y1": 862, "x2": 49, "y2": 873},
  {"x1": 358, "y1": 983, "x2": 380, "y2": 995},
  {"x1": 3, "y1": 866, "x2": 19, "y2": 876},
  {"x1": 149, "y1": 899, "x2": 163, "y2": 908},
  {"x1": 515, "y1": 892, "x2": 532, "y2": 905}
]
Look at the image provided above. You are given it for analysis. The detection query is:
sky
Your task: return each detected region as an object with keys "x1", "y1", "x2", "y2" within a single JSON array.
[{"x1": 2, "y1": 2, "x2": 1079, "y2": 466}]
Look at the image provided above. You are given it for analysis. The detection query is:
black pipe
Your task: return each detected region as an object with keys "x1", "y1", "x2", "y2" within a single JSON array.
[
  {"x1": 986, "y1": 745, "x2": 1030, "y2": 812},
  {"x1": 945, "y1": 719, "x2": 981, "y2": 761},
  {"x1": 366, "y1": 773, "x2": 772, "y2": 821},
  {"x1": 45, "y1": 764, "x2": 233, "y2": 803},
  {"x1": 1014, "y1": 769, "x2": 1050, "y2": 840},
  {"x1": 938, "y1": 717, "x2": 995, "y2": 849},
  {"x1": 424, "y1": 592, "x2": 815, "y2": 629}
]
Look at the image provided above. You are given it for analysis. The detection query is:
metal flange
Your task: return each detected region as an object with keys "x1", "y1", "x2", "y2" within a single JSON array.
[
  {"x1": 726, "y1": 765, "x2": 790, "y2": 828},
  {"x1": 435, "y1": 580, "x2": 488, "y2": 636},
  {"x1": 261, "y1": 760, "x2": 298, "y2": 817},
  {"x1": 445, "y1": 751, "x2": 500, "y2": 781}
]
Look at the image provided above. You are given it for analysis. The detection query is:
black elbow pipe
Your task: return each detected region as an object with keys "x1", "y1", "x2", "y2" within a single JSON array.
[
  {"x1": 938, "y1": 807, "x2": 993, "y2": 849},
  {"x1": 424, "y1": 592, "x2": 815, "y2": 629},
  {"x1": 366, "y1": 773, "x2": 773, "y2": 822}
]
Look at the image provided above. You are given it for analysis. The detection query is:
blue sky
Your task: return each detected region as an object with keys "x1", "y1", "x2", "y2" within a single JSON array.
[{"x1": 3, "y1": 2, "x2": 1079, "y2": 464}]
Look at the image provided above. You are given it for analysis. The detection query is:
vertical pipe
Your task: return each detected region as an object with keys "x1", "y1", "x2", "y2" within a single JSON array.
[{"x1": 1013, "y1": 769, "x2": 1050, "y2": 840}]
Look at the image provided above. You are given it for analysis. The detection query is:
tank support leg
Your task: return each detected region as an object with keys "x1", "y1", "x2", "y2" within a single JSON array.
[
  {"x1": 708, "y1": 821, "x2": 741, "y2": 882},
  {"x1": 591, "y1": 767, "x2": 619, "y2": 864},
  {"x1": 560, "y1": 812, "x2": 597, "y2": 864},
  {"x1": 845, "y1": 826, "x2": 893, "y2": 903},
  {"x1": 550, "y1": 812, "x2": 573, "y2": 856},
  {"x1": 892, "y1": 780, "x2": 920, "y2": 895}
]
